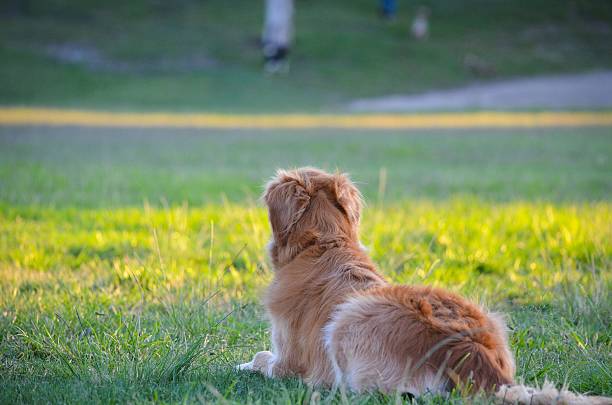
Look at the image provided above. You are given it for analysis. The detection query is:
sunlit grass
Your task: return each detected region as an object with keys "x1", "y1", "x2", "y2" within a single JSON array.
[
  {"x1": 2, "y1": 201, "x2": 610, "y2": 301},
  {"x1": 1, "y1": 200, "x2": 610, "y2": 403}
]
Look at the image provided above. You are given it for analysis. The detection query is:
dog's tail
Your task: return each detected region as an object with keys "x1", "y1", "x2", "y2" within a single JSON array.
[
  {"x1": 495, "y1": 382, "x2": 612, "y2": 405},
  {"x1": 437, "y1": 337, "x2": 513, "y2": 393},
  {"x1": 435, "y1": 324, "x2": 611, "y2": 404}
]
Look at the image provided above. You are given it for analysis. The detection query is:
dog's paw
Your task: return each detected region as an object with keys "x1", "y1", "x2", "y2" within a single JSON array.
[{"x1": 236, "y1": 361, "x2": 254, "y2": 372}]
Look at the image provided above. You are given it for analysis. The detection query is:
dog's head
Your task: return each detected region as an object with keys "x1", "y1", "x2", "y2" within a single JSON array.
[{"x1": 263, "y1": 167, "x2": 362, "y2": 266}]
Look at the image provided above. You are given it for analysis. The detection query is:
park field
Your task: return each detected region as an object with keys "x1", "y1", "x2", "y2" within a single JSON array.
[
  {"x1": 2, "y1": 0, "x2": 612, "y2": 111},
  {"x1": 0, "y1": 127, "x2": 610, "y2": 403}
]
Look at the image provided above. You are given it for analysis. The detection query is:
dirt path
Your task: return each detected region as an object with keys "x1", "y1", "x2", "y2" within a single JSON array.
[{"x1": 348, "y1": 71, "x2": 612, "y2": 112}]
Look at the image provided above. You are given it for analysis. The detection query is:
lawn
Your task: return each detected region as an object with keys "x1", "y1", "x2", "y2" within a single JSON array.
[
  {"x1": 0, "y1": 127, "x2": 610, "y2": 403},
  {"x1": 1, "y1": 0, "x2": 612, "y2": 111}
]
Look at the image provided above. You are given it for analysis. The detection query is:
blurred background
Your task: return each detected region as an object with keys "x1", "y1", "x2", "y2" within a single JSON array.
[
  {"x1": 1, "y1": 0, "x2": 612, "y2": 112},
  {"x1": 1, "y1": 0, "x2": 611, "y2": 206}
]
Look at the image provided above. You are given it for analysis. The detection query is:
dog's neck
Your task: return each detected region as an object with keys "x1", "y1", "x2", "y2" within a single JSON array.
[{"x1": 268, "y1": 231, "x2": 358, "y2": 269}]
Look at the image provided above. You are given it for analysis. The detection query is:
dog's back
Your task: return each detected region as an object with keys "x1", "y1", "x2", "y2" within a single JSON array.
[{"x1": 265, "y1": 240, "x2": 386, "y2": 385}]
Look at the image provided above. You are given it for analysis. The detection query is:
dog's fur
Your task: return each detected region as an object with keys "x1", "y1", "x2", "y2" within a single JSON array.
[{"x1": 239, "y1": 167, "x2": 515, "y2": 395}]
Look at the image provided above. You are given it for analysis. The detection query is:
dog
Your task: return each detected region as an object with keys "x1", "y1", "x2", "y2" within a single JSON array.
[{"x1": 238, "y1": 168, "x2": 611, "y2": 403}]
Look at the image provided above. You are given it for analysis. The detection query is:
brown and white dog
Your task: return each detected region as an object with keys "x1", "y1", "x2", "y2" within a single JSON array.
[{"x1": 238, "y1": 167, "x2": 611, "y2": 403}]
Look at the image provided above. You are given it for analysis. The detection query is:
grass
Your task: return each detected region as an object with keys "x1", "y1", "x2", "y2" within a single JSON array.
[
  {"x1": 1, "y1": 201, "x2": 610, "y2": 403},
  {"x1": 1, "y1": 0, "x2": 612, "y2": 111},
  {"x1": 0, "y1": 127, "x2": 610, "y2": 403},
  {"x1": 1, "y1": 127, "x2": 611, "y2": 206}
]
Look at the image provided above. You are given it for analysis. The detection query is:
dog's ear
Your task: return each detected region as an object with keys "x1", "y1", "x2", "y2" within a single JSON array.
[
  {"x1": 263, "y1": 170, "x2": 311, "y2": 244},
  {"x1": 331, "y1": 173, "x2": 362, "y2": 226}
]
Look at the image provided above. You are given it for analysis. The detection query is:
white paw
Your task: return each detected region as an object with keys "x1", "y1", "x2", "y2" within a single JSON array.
[{"x1": 236, "y1": 361, "x2": 254, "y2": 372}]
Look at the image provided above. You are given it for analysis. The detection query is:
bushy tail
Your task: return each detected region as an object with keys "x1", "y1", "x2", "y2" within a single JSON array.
[
  {"x1": 442, "y1": 339, "x2": 513, "y2": 393},
  {"x1": 495, "y1": 382, "x2": 612, "y2": 405}
]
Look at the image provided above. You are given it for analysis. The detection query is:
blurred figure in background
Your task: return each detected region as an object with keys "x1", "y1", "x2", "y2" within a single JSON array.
[
  {"x1": 411, "y1": 6, "x2": 430, "y2": 39},
  {"x1": 262, "y1": 0, "x2": 293, "y2": 73},
  {"x1": 380, "y1": 0, "x2": 397, "y2": 19}
]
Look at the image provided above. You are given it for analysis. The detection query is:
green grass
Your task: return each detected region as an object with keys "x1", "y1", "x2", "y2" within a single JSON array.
[
  {"x1": 1, "y1": 127, "x2": 611, "y2": 207},
  {"x1": 1, "y1": 0, "x2": 612, "y2": 111},
  {"x1": 0, "y1": 128, "x2": 611, "y2": 403}
]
